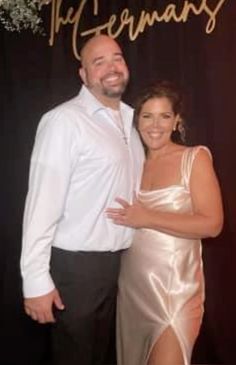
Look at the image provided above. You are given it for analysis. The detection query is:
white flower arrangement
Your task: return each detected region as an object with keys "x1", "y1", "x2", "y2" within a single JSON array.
[{"x1": 0, "y1": 0, "x2": 43, "y2": 34}]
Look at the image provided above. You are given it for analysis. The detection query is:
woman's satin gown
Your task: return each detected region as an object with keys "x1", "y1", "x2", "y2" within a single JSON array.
[{"x1": 117, "y1": 146, "x2": 209, "y2": 365}]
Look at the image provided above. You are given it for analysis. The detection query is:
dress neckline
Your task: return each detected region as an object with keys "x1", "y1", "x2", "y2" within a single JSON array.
[
  {"x1": 140, "y1": 148, "x2": 190, "y2": 194},
  {"x1": 139, "y1": 184, "x2": 185, "y2": 194}
]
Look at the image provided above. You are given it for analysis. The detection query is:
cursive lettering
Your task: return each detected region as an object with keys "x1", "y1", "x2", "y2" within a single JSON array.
[{"x1": 40, "y1": 0, "x2": 227, "y2": 60}]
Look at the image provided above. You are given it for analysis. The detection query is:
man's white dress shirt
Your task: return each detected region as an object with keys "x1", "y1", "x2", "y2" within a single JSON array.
[{"x1": 21, "y1": 86, "x2": 144, "y2": 298}]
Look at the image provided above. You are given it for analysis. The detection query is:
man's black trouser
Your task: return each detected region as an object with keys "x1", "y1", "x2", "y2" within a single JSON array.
[{"x1": 50, "y1": 247, "x2": 122, "y2": 365}]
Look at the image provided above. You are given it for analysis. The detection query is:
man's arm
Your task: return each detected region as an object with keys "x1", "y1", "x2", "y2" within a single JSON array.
[{"x1": 21, "y1": 109, "x2": 77, "y2": 323}]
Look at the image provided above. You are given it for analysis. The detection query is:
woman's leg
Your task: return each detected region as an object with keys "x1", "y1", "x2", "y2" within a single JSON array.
[{"x1": 147, "y1": 326, "x2": 185, "y2": 365}]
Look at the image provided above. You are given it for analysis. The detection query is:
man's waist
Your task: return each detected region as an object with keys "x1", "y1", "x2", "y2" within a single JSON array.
[{"x1": 52, "y1": 237, "x2": 132, "y2": 252}]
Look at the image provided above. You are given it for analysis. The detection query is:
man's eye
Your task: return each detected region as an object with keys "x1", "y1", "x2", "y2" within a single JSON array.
[
  {"x1": 114, "y1": 56, "x2": 124, "y2": 63},
  {"x1": 162, "y1": 114, "x2": 171, "y2": 119},
  {"x1": 113, "y1": 54, "x2": 124, "y2": 60}
]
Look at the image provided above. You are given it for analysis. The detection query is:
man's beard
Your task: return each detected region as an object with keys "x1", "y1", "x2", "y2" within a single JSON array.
[
  {"x1": 100, "y1": 72, "x2": 129, "y2": 98},
  {"x1": 102, "y1": 79, "x2": 128, "y2": 98}
]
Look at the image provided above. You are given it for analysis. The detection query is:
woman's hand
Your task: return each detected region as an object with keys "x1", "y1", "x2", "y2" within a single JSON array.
[{"x1": 106, "y1": 197, "x2": 150, "y2": 228}]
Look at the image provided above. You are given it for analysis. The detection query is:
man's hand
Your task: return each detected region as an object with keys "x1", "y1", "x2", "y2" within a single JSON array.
[{"x1": 24, "y1": 288, "x2": 65, "y2": 324}]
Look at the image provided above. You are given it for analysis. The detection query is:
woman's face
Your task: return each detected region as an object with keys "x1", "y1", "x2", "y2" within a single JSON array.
[{"x1": 138, "y1": 96, "x2": 179, "y2": 152}]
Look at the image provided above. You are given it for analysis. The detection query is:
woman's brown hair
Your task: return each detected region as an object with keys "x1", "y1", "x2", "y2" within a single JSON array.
[{"x1": 134, "y1": 80, "x2": 186, "y2": 144}]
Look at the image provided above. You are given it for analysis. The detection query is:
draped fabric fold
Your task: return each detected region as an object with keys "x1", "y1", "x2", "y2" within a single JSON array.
[{"x1": 117, "y1": 147, "x2": 205, "y2": 365}]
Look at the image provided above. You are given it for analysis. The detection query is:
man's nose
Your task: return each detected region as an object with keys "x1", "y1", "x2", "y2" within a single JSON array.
[{"x1": 107, "y1": 60, "x2": 116, "y2": 71}]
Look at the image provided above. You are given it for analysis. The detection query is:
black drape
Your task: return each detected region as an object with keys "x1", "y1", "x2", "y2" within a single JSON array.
[{"x1": 1, "y1": 1, "x2": 235, "y2": 364}]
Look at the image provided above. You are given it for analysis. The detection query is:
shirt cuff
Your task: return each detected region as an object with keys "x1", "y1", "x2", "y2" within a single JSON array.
[{"x1": 23, "y1": 272, "x2": 55, "y2": 298}]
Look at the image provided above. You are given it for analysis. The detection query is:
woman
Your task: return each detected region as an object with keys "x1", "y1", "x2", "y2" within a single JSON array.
[{"x1": 106, "y1": 81, "x2": 223, "y2": 365}]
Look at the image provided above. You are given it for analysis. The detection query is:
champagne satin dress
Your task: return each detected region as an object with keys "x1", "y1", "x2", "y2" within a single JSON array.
[{"x1": 117, "y1": 146, "x2": 209, "y2": 365}]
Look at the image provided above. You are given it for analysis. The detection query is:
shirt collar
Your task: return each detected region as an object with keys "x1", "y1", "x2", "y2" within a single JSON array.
[
  {"x1": 77, "y1": 85, "x2": 104, "y2": 115},
  {"x1": 76, "y1": 85, "x2": 134, "y2": 137},
  {"x1": 77, "y1": 85, "x2": 133, "y2": 120}
]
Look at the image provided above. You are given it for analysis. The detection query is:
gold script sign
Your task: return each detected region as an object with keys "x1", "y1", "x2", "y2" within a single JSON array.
[{"x1": 40, "y1": 0, "x2": 227, "y2": 61}]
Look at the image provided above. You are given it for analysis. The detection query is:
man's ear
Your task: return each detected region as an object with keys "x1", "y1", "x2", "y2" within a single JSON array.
[{"x1": 79, "y1": 67, "x2": 87, "y2": 85}]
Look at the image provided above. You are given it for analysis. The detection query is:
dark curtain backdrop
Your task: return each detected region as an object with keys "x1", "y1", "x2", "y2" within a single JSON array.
[{"x1": 1, "y1": 1, "x2": 236, "y2": 364}]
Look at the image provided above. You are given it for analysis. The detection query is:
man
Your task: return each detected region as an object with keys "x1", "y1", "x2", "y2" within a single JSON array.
[{"x1": 20, "y1": 34, "x2": 144, "y2": 365}]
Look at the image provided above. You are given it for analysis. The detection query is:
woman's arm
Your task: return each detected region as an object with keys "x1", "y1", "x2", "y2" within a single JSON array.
[{"x1": 106, "y1": 149, "x2": 224, "y2": 239}]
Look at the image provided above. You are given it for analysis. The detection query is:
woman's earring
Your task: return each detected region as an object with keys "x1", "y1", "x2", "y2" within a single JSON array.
[{"x1": 174, "y1": 120, "x2": 181, "y2": 131}]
